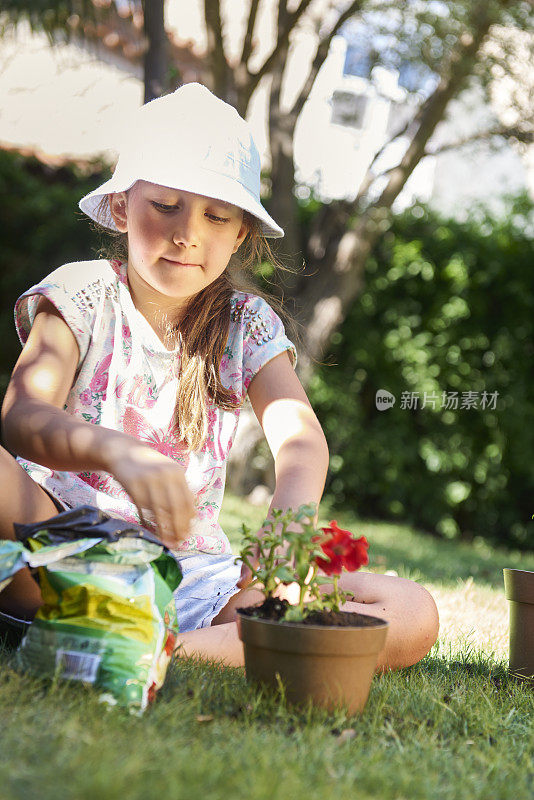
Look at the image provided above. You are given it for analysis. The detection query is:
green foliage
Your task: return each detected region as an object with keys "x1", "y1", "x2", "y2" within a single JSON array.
[
  {"x1": 239, "y1": 504, "x2": 339, "y2": 621},
  {"x1": 0, "y1": 149, "x2": 109, "y2": 390},
  {"x1": 0, "y1": 1, "x2": 128, "y2": 41},
  {"x1": 309, "y1": 194, "x2": 534, "y2": 549}
]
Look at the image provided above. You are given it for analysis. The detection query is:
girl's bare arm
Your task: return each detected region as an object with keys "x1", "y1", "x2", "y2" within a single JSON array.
[
  {"x1": 236, "y1": 350, "x2": 330, "y2": 589},
  {"x1": 1, "y1": 297, "x2": 195, "y2": 544},
  {"x1": 247, "y1": 350, "x2": 329, "y2": 516}
]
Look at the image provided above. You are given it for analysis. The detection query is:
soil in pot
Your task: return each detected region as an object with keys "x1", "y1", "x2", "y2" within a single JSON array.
[{"x1": 238, "y1": 596, "x2": 381, "y2": 627}]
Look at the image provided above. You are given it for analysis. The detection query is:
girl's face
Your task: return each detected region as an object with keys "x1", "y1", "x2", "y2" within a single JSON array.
[{"x1": 109, "y1": 180, "x2": 248, "y2": 311}]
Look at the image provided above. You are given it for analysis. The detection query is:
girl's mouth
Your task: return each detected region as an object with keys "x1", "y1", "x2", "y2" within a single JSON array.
[{"x1": 161, "y1": 257, "x2": 199, "y2": 267}]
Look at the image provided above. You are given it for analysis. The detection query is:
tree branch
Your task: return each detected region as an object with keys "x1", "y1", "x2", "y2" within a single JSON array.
[
  {"x1": 240, "y1": 0, "x2": 261, "y2": 65},
  {"x1": 244, "y1": 0, "x2": 315, "y2": 100},
  {"x1": 356, "y1": 122, "x2": 534, "y2": 205},
  {"x1": 426, "y1": 124, "x2": 534, "y2": 155},
  {"x1": 351, "y1": 106, "x2": 425, "y2": 208},
  {"x1": 203, "y1": 0, "x2": 228, "y2": 94},
  {"x1": 143, "y1": 0, "x2": 166, "y2": 102},
  {"x1": 279, "y1": 0, "x2": 316, "y2": 48},
  {"x1": 372, "y1": 15, "x2": 496, "y2": 211},
  {"x1": 300, "y1": 3, "x2": 501, "y2": 364},
  {"x1": 291, "y1": 0, "x2": 365, "y2": 119}
]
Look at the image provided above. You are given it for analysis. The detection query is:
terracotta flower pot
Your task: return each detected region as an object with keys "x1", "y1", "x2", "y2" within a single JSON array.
[
  {"x1": 236, "y1": 609, "x2": 388, "y2": 714},
  {"x1": 503, "y1": 568, "x2": 534, "y2": 682}
]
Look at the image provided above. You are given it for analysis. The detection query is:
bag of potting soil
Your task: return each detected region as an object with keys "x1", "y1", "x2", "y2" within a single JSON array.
[{"x1": 0, "y1": 505, "x2": 182, "y2": 713}]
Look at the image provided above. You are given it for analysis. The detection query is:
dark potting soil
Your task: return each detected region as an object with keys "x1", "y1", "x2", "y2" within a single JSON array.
[{"x1": 237, "y1": 597, "x2": 382, "y2": 627}]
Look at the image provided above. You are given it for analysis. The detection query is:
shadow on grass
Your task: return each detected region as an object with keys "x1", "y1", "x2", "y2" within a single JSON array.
[
  {"x1": 409, "y1": 654, "x2": 510, "y2": 686},
  {"x1": 159, "y1": 651, "x2": 534, "y2": 741}
]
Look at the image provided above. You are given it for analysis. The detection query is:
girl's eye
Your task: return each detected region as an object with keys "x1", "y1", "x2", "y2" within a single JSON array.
[
  {"x1": 151, "y1": 201, "x2": 176, "y2": 212},
  {"x1": 151, "y1": 201, "x2": 229, "y2": 222}
]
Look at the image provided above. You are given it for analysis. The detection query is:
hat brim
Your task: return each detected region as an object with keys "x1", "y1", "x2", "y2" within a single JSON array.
[{"x1": 79, "y1": 167, "x2": 284, "y2": 239}]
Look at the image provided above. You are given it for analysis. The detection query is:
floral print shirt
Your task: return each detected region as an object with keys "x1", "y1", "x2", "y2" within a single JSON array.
[{"x1": 14, "y1": 259, "x2": 297, "y2": 555}]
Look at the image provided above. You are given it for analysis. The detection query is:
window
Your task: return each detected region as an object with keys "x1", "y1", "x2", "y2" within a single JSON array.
[
  {"x1": 343, "y1": 43, "x2": 372, "y2": 79},
  {"x1": 331, "y1": 90, "x2": 369, "y2": 129}
]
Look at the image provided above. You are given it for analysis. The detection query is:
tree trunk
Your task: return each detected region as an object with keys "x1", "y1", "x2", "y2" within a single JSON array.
[
  {"x1": 294, "y1": 5, "x2": 494, "y2": 380},
  {"x1": 225, "y1": 1, "x2": 496, "y2": 496},
  {"x1": 203, "y1": 0, "x2": 237, "y2": 103},
  {"x1": 266, "y1": 61, "x2": 302, "y2": 279},
  {"x1": 226, "y1": 405, "x2": 274, "y2": 495},
  {"x1": 296, "y1": 208, "x2": 388, "y2": 384},
  {"x1": 143, "y1": 0, "x2": 167, "y2": 102}
]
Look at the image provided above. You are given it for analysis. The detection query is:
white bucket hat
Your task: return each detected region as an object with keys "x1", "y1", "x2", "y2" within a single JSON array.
[{"x1": 79, "y1": 82, "x2": 284, "y2": 238}]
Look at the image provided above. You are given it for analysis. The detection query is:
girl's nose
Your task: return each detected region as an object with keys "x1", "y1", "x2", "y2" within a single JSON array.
[{"x1": 172, "y1": 209, "x2": 201, "y2": 248}]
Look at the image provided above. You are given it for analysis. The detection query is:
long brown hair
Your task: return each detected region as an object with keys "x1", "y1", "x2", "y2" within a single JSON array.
[{"x1": 93, "y1": 201, "x2": 297, "y2": 451}]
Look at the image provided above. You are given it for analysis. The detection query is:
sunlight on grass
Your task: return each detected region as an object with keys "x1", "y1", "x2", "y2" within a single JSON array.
[
  {"x1": 0, "y1": 492, "x2": 531, "y2": 800},
  {"x1": 430, "y1": 578, "x2": 509, "y2": 658}
]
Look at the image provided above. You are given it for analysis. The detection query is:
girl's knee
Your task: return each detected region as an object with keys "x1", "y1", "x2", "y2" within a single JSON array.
[
  {"x1": 414, "y1": 582, "x2": 439, "y2": 655},
  {"x1": 395, "y1": 579, "x2": 439, "y2": 667},
  {"x1": 0, "y1": 443, "x2": 17, "y2": 467},
  {"x1": 0, "y1": 447, "x2": 59, "y2": 536},
  {"x1": 365, "y1": 575, "x2": 439, "y2": 669}
]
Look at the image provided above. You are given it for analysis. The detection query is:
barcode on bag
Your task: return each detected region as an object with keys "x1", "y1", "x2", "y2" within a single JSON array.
[{"x1": 55, "y1": 650, "x2": 101, "y2": 683}]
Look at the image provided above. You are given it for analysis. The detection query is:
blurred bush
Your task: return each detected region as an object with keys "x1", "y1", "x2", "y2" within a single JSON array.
[
  {"x1": 0, "y1": 148, "x2": 109, "y2": 392},
  {"x1": 309, "y1": 194, "x2": 534, "y2": 550}
]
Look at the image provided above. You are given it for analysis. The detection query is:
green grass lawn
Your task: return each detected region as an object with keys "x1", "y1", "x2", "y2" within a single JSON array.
[{"x1": 1, "y1": 494, "x2": 533, "y2": 800}]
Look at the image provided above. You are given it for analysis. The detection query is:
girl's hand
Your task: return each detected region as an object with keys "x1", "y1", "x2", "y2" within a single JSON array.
[
  {"x1": 237, "y1": 543, "x2": 259, "y2": 589},
  {"x1": 273, "y1": 578, "x2": 313, "y2": 606},
  {"x1": 236, "y1": 536, "x2": 314, "y2": 605},
  {"x1": 105, "y1": 441, "x2": 196, "y2": 548},
  {"x1": 237, "y1": 568, "x2": 310, "y2": 605}
]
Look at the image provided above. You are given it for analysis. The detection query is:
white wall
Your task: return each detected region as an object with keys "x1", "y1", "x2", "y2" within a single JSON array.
[
  {"x1": 0, "y1": 23, "x2": 142, "y2": 160},
  {"x1": 428, "y1": 86, "x2": 530, "y2": 220},
  {"x1": 1, "y1": 7, "x2": 531, "y2": 221}
]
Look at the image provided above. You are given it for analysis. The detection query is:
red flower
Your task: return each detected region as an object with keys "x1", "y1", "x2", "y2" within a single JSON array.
[{"x1": 314, "y1": 521, "x2": 369, "y2": 577}]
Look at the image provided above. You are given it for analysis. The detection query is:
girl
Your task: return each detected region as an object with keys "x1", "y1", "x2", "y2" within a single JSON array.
[{"x1": 0, "y1": 83, "x2": 438, "y2": 668}]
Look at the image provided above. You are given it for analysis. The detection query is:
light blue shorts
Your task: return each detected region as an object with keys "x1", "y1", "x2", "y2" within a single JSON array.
[{"x1": 173, "y1": 552, "x2": 243, "y2": 632}]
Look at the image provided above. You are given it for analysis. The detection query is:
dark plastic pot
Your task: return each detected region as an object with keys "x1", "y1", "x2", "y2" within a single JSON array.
[
  {"x1": 236, "y1": 610, "x2": 388, "y2": 714},
  {"x1": 0, "y1": 610, "x2": 30, "y2": 651},
  {"x1": 503, "y1": 568, "x2": 534, "y2": 682}
]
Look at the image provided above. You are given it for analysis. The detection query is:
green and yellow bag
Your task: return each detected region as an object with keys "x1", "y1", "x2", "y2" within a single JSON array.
[{"x1": 0, "y1": 506, "x2": 181, "y2": 712}]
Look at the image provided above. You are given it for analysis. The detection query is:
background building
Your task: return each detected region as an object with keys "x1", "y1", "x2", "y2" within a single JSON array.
[{"x1": 0, "y1": 6, "x2": 532, "y2": 219}]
